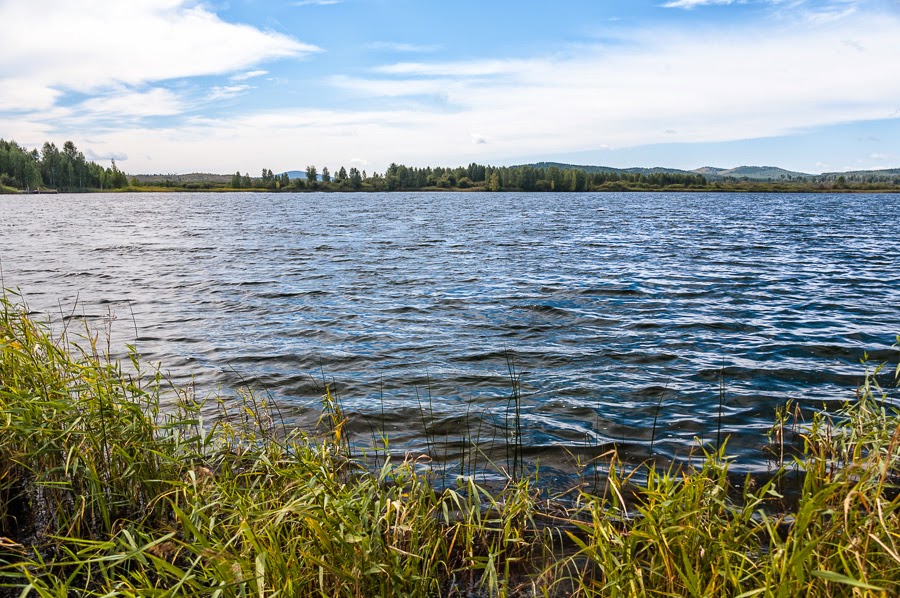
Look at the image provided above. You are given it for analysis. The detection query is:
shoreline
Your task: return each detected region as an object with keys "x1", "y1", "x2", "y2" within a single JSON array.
[
  {"x1": 2, "y1": 291, "x2": 899, "y2": 595},
  {"x1": 6, "y1": 186, "x2": 900, "y2": 195}
]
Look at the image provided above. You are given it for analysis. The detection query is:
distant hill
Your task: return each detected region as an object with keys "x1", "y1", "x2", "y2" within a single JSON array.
[
  {"x1": 821, "y1": 168, "x2": 900, "y2": 180},
  {"x1": 133, "y1": 173, "x2": 232, "y2": 184},
  {"x1": 694, "y1": 166, "x2": 812, "y2": 180},
  {"x1": 524, "y1": 162, "x2": 621, "y2": 174},
  {"x1": 520, "y1": 162, "x2": 820, "y2": 181},
  {"x1": 134, "y1": 171, "x2": 311, "y2": 184},
  {"x1": 623, "y1": 166, "x2": 699, "y2": 177}
]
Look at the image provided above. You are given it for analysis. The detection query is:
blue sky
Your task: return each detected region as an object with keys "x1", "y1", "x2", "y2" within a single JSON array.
[{"x1": 1, "y1": 0, "x2": 898, "y2": 175}]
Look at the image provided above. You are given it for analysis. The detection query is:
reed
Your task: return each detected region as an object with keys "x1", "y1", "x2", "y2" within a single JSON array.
[{"x1": 2, "y1": 292, "x2": 899, "y2": 597}]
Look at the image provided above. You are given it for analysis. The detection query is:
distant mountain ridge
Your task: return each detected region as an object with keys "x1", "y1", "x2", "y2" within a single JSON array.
[
  {"x1": 822, "y1": 168, "x2": 900, "y2": 178},
  {"x1": 133, "y1": 172, "x2": 232, "y2": 184},
  {"x1": 694, "y1": 165, "x2": 811, "y2": 180},
  {"x1": 524, "y1": 162, "x2": 813, "y2": 181}
]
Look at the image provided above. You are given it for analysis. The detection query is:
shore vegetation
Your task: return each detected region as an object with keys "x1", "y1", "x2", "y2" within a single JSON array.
[
  {"x1": 0, "y1": 139, "x2": 128, "y2": 193},
  {"x1": 2, "y1": 292, "x2": 900, "y2": 595}
]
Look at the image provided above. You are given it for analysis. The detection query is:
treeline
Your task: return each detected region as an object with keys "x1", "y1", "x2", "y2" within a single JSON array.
[
  {"x1": 6, "y1": 137, "x2": 898, "y2": 194},
  {"x1": 231, "y1": 162, "x2": 710, "y2": 192},
  {"x1": 0, "y1": 139, "x2": 129, "y2": 192}
]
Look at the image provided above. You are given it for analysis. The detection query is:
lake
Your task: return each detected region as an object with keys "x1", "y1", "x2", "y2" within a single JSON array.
[{"x1": 2, "y1": 191, "x2": 898, "y2": 476}]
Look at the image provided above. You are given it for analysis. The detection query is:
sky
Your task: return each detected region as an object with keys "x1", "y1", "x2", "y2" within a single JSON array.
[{"x1": 1, "y1": 0, "x2": 899, "y2": 176}]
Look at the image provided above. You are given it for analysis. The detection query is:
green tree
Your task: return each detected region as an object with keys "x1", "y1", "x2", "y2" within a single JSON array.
[
  {"x1": 349, "y1": 167, "x2": 362, "y2": 190},
  {"x1": 41, "y1": 142, "x2": 61, "y2": 188},
  {"x1": 305, "y1": 165, "x2": 318, "y2": 188},
  {"x1": 321, "y1": 167, "x2": 331, "y2": 183}
]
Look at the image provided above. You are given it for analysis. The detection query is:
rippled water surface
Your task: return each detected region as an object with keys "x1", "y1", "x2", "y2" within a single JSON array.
[{"x1": 2, "y1": 192, "x2": 898, "y2": 473}]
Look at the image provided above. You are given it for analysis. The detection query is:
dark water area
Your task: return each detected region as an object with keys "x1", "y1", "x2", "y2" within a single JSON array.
[{"x1": 1, "y1": 192, "x2": 898, "y2": 478}]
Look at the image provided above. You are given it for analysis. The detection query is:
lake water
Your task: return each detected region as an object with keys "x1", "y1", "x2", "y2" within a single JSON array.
[{"x1": 2, "y1": 192, "x2": 898, "y2": 476}]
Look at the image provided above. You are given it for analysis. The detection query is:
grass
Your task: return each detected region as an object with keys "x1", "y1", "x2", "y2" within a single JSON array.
[{"x1": 1, "y1": 291, "x2": 899, "y2": 596}]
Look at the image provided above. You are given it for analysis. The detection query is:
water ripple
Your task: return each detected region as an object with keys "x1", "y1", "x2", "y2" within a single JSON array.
[{"x1": 1, "y1": 191, "x2": 898, "y2": 471}]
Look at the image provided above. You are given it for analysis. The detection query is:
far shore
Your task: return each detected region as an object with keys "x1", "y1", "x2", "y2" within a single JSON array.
[{"x1": 4, "y1": 183, "x2": 900, "y2": 195}]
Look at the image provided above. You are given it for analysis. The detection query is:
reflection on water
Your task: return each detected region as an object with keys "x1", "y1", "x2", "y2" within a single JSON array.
[{"x1": 1, "y1": 191, "x2": 898, "y2": 475}]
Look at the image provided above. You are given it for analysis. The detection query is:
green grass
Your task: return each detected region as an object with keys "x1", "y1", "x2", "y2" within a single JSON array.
[{"x1": 2, "y1": 290, "x2": 899, "y2": 596}]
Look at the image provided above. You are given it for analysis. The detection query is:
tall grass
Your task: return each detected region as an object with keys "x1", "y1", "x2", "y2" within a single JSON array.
[{"x1": 2, "y1": 291, "x2": 899, "y2": 596}]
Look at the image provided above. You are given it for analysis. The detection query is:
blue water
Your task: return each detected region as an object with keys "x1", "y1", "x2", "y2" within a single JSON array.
[{"x1": 1, "y1": 191, "x2": 898, "y2": 474}]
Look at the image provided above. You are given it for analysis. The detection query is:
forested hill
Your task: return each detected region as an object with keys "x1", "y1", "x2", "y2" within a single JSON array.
[
  {"x1": 0, "y1": 139, "x2": 129, "y2": 192},
  {"x1": 524, "y1": 161, "x2": 811, "y2": 181},
  {"x1": 525, "y1": 162, "x2": 696, "y2": 177},
  {"x1": 522, "y1": 161, "x2": 900, "y2": 184}
]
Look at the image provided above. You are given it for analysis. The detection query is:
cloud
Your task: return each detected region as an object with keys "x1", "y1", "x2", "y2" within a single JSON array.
[
  {"x1": 0, "y1": 78, "x2": 62, "y2": 112},
  {"x1": 319, "y1": 9, "x2": 900, "y2": 165},
  {"x1": 6, "y1": 3, "x2": 898, "y2": 176},
  {"x1": 230, "y1": 70, "x2": 269, "y2": 81},
  {"x1": 0, "y1": 0, "x2": 317, "y2": 112},
  {"x1": 292, "y1": 0, "x2": 342, "y2": 5},
  {"x1": 661, "y1": 0, "x2": 863, "y2": 19},
  {"x1": 80, "y1": 88, "x2": 183, "y2": 117},
  {"x1": 84, "y1": 148, "x2": 129, "y2": 162},
  {"x1": 374, "y1": 60, "x2": 526, "y2": 77},
  {"x1": 208, "y1": 85, "x2": 252, "y2": 100}
]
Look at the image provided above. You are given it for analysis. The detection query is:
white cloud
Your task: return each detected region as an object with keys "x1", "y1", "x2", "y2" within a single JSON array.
[
  {"x1": 374, "y1": 60, "x2": 526, "y2": 77},
  {"x1": 329, "y1": 75, "x2": 457, "y2": 97},
  {"x1": 662, "y1": 0, "x2": 864, "y2": 19},
  {"x1": 208, "y1": 85, "x2": 252, "y2": 100},
  {"x1": 84, "y1": 148, "x2": 129, "y2": 162},
  {"x1": 80, "y1": 88, "x2": 183, "y2": 117},
  {"x1": 0, "y1": 78, "x2": 61, "y2": 112},
  {"x1": 317, "y1": 9, "x2": 900, "y2": 166},
  {"x1": 230, "y1": 70, "x2": 269, "y2": 81},
  {"x1": 0, "y1": 0, "x2": 317, "y2": 112},
  {"x1": 5, "y1": 5, "x2": 899, "y2": 175}
]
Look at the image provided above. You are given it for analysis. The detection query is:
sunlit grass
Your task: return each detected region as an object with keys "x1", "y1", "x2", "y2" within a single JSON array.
[{"x1": 1, "y1": 290, "x2": 899, "y2": 596}]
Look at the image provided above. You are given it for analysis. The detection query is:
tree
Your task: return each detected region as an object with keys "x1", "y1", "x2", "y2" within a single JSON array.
[
  {"x1": 108, "y1": 159, "x2": 128, "y2": 188},
  {"x1": 489, "y1": 172, "x2": 501, "y2": 192},
  {"x1": 321, "y1": 167, "x2": 331, "y2": 183},
  {"x1": 231, "y1": 171, "x2": 243, "y2": 188},
  {"x1": 349, "y1": 167, "x2": 362, "y2": 190},
  {"x1": 305, "y1": 165, "x2": 318, "y2": 188},
  {"x1": 41, "y1": 142, "x2": 60, "y2": 188},
  {"x1": 337, "y1": 166, "x2": 347, "y2": 181}
]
